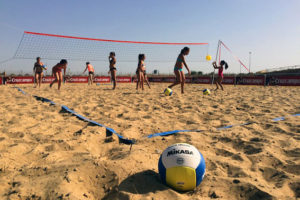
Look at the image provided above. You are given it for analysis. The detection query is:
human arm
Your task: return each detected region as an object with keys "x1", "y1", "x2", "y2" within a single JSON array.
[
  {"x1": 182, "y1": 56, "x2": 191, "y2": 75},
  {"x1": 212, "y1": 61, "x2": 220, "y2": 69}
]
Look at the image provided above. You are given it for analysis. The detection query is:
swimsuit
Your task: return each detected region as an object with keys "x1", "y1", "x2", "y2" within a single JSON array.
[
  {"x1": 87, "y1": 64, "x2": 94, "y2": 72},
  {"x1": 53, "y1": 64, "x2": 63, "y2": 73},
  {"x1": 34, "y1": 62, "x2": 44, "y2": 73},
  {"x1": 174, "y1": 56, "x2": 183, "y2": 71},
  {"x1": 218, "y1": 66, "x2": 224, "y2": 78}
]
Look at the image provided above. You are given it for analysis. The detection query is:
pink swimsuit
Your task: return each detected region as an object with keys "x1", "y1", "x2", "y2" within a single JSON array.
[{"x1": 218, "y1": 66, "x2": 224, "y2": 78}]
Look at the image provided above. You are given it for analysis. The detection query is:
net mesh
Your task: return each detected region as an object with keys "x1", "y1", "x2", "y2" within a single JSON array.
[{"x1": 14, "y1": 31, "x2": 209, "y2": 63}]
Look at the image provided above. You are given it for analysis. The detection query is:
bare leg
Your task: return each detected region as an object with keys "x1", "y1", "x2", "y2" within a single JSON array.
[
  {"x1": 219, "y1": 77, "x2": 224, "y2": 90},
  {"x1": 136, "y1": 73, "x2": 140, "y2": 90},
  {"x1": 91, "y1": 74, "x2": 94, "y2": 85},
  {"x1": 140, "y1": 73, "x2": 144, "y2": 90},
  {"x1": 144, "y1": 75, "x2": 151, "y2": 88},
  {"x1": 38, "y1": 72, "x2": 43, "y2": 88},
  {"x1": 50, "y1": 73, "x2": 58, "y2": 88},
  {"x1": 180, "y1": 71, "x2": 185, "y2": 94},
  {"x1": 168, "y1": 70, "x2": 181, "y2": 88},
  {"x1": 34, "y1": 73, "x2": 38, "y2": 87},
  {"x1": 215, "y1": 77, "x2": 220, "y2": 91},
  {"x1": 57, "y1": 72, "x2": 63, "y2": 90},
  {"x1": 112, "y1": 70, "x2": 116, "y2": 89}
]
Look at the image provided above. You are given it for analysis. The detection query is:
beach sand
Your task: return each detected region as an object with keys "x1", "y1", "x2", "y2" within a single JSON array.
[{"x1": 0, "y1": 83, "x2": 299, "y2": 199}]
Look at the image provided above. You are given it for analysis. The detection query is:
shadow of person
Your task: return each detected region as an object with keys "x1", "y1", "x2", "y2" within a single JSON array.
[{"x1": 118, "y1": 170, "x2": 168, "y2": 194}]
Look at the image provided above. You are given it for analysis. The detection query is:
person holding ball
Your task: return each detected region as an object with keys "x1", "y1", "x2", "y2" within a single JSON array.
[
  {"x1": 168, "y1": 47, "x2": 191, "y2": 94},
  {"x1": 33, "y1": 57, "x2": 47, "y2": 88},
  {"x1": 212, "y1": 60, "x2": 228, "y2": 91}
]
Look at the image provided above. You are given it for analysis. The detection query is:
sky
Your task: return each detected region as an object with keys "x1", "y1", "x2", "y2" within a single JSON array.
[{"x1": 0, "y1": 0, "x2": 299, "y2": 74}]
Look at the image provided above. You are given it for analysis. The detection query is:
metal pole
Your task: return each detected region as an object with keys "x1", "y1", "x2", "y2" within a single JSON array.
[
  {"x1": 211, "y1": 40, "x2": 220, "y2": 85},
  {"x1": 249, "y1": 52, "x2": 252, "y2": 73}
]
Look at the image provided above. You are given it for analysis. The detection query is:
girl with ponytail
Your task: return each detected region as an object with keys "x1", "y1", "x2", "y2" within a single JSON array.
[
  {"x1": 212, "y1": 60, "x2": 228, "y2": 91},
  {"x1": 168, "y1": 47, "x2": 191, "y2": 94}
]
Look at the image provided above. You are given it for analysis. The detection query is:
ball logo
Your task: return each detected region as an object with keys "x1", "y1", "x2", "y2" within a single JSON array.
[
  {"x1": 167, "y1": 149, "x2": 193, "y2": 157},
  {"x1": 176, "y1": 158, "x2": 184, "y2": 165}
]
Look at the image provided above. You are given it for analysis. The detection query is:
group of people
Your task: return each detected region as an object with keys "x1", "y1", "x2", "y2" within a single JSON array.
[{"x1": 33, "y1": 48, "x2": 228, "y2": 92}]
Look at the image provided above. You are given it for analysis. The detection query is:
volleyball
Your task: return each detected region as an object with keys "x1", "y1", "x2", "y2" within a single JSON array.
[
  {"x1": 206, "y1": 55, "x2": 212, "y2": 61},
  {"x1": 158, "y1": 143, "x2": 206, "y2": 191},
  {"x1": 203, "y1": 89, "x2": 210, "y2": 95},
  {"x1": 164, "y1": 88, "x2": 173, "y2": 96}
]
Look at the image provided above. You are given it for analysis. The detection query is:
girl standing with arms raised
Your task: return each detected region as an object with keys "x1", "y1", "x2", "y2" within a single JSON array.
[
  {"x1": 50, "y1": 59, "x2": 68, "y2": 90},
  {"x1": 108, "y1": 52, "x2": 117, "y2": 90},
  {"x1": 168, "y1": 47, "x2": 191, "y2": 94},
  {"x1": 212, "y1": 60, "x2": 228, "y2": 91}
]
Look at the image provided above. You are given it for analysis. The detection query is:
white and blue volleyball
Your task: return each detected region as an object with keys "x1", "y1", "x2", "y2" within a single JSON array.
[
  {"x1": 158, "y1": 143, "x2": 205, "y2": 191},
  {"x1": 164, "y1": 88, "x2": 173, "y2": 96},
  {"x1": 203, "y1": 89, "x2": 211, "y2": 95}
]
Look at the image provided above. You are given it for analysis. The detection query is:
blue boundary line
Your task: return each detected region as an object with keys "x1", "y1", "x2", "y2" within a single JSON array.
[
  {"x1": 14, "y1": 87, "x2": 135, "y2": 145},
  {"x1": 14, "y1": 87, "x2": 299, "y2": 142}
]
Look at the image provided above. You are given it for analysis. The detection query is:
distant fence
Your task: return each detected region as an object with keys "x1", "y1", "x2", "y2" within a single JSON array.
[{"x1": 1, "y1": 75, "x2": 300, "y2": 86}]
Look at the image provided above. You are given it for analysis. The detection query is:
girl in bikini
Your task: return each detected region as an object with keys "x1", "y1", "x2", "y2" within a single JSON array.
[
  {"x1": 212, "y1": 60, "x2": 228, "y2": 91},
  {"x1": 136, "y1": 54, "x2": 147, "y2": 91},
  {"x1": 50, "y1": 59, "x2": 68, "y2": 90},
  {"x1": 108, "y1": 52, "x2": 117, "y2": 89},
  {"x1": 168, "y1": 47, "x2": 191, "y2": 94},
  {"x1": 33, "y1": 57, "x2": 47, "y2": 88},
  {"x1": 83, "y1": 62, "x2": 95, "y2": 85}
]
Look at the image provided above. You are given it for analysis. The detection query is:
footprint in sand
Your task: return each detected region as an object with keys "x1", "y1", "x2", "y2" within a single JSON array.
[{"x1": 261, "y1": 167, "x2": 288, "y2": 188}]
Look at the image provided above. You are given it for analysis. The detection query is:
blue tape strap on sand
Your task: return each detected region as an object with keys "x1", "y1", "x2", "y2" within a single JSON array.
[
  {"x1": 147, "y1": 130, "x2": 203, "y2": 139},
  {"x1": 14, "y1": 87, "x2": 135, "y2": 145},
  {"x1": 272, "y1": 117, "x2": 285, "y2": 122},
  {"x1": 59, "y1": 105, "x2": 135, "y2": 144},
  {"x1": 33, "y1": 96, "x2": 56, "y2": 105},
  {"x1": 14, "y1": 87, "x2": 26, "y2": 95},
  {"x1": 13, "y1": 87, "x2": 299, "y2": 143},
  {"x1": 217, "y1": 122, "x2": 253, "y2": 130},
  {"x1": 272, "y1": 113, "x2": 300, "y2": 122}
]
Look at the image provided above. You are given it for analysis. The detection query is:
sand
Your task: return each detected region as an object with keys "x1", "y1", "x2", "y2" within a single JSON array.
[{"x1": 0, "y1": 83, "x2": 299, "y2": 200}]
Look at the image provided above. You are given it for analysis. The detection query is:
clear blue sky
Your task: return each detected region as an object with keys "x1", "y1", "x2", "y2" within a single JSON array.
[{"x1": 0, "y1": 0, "x2": 299, "y2": 74}]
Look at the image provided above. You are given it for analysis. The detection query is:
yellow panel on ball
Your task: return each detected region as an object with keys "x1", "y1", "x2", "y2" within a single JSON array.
[
  {"x1": 206, "y1": 55, "x2": 212, "y2": 61},
  {"x1": 166, "y1": 166, "x2": 196, "y2": 191}
]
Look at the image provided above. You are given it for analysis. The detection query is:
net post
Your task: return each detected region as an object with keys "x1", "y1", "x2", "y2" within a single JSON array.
[{"x1": 211, "y1": 40, "x2": 220, "y2": 85}]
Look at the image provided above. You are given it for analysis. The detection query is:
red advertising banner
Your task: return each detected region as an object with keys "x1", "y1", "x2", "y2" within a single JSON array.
[
  {"x1": 269, "y1": 76, "x2": 300, "y2": 86},
  {"x1": 149, "y1": 77, "x2": 163, "y2": 82},
  {"x1": 117, "y1": 76, "x2": 132, "y2": 83},
  {"x1": 163, "y1": 77, "x2": 176, "y2": 83},
  {"x1": 6, "y1": 76, "x2": 34, "y2": 84},
  {"x1": 193, "y1": 77, "x2": 211, "y2": 84},
  {"x1": 238, "y1": 76, "x2": 265, "y2": 85},
  {"x1": 185, "y1": 77, "x2": 192, "y2": 83},
  {"x1": 66, "y1": 76, "x2": 88, "y2": 83},
  {"x1": 94, "y1": 76, "x2": 111, "y2": 83},
  {"x1": 223, "y1": 77, "x2": 235, "y2": 84},
  {"x1": 42, "y1": 76, "x2": 56, "y2": 83}
]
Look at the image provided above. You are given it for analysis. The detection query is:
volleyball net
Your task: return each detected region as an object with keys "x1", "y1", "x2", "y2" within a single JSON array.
[{"x1": 0, "y1": 31, "x2": 209, "y2": 74}]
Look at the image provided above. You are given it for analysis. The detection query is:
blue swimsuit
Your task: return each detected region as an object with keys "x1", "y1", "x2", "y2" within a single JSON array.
[{"x1": 174, "y1": 57, "x2": 183, "y2": 71}]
